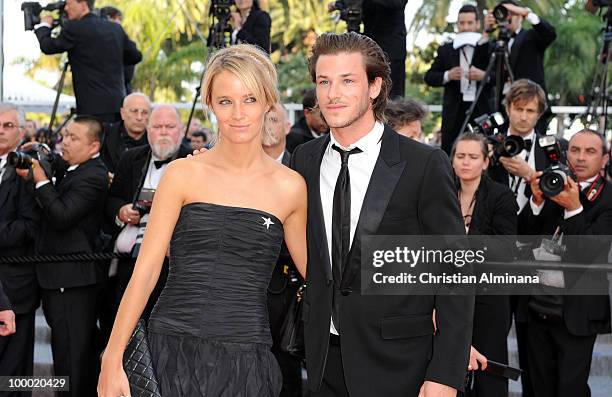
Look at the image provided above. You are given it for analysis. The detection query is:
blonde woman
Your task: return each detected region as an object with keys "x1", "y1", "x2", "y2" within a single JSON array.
[{"x1": 97, "y1": 44, "x2": 307, "y2": 397}]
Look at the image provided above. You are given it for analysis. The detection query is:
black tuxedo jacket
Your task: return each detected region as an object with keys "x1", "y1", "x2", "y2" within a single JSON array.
[
  {"x1": 424, "y1": 41, "x2": 491, "y2": 136},
  {"x1": 286, "y1": 117, "x2": 316, "y2": 153},
  {"x1": 0, "y1": 281, "x2": 10, "y2": 311},
  {"x1": 35, "y1": 13, "x2": 142, "y2": 115},
  {"x1": 469, "y1": 177, "x2": 518, "y2": 237},
  {"x1": 508, "y1": 19, "x2": 556, "y2": 91},
  {"x1": 517, "y1": 178, "x2": 612, "y2": 336},
  {"x1": 100, "y1": 121, "x2": 149, "y2": 173},
  {"x1": 291, "y1": 126, "x2": 474, "y2": 395},
  {"x1": 362, "y1": 0, "x2": 407, "y2": 61},
  {"x1": 236, "y1": 9, "x2": 271, "y2": 53},
  {"x1": 34, "y1": 157, "x2": 109, "y2": 289},
  {"x1": 105, "y1": 144, "x2": 192, "y2": 235},
  {"x1": 0, "y1": 166, "x2": 39, "y2": 313}
]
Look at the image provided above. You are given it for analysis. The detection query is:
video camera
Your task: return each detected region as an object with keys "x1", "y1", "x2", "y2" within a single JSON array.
[
  {"x1": 470, "y1": 112, "x2": 526, "y2": 163},
  {"x1": 21, "y1": 1, "x2": 66, "y2": 31},
  {"x1": 538, "y1": 135, "x2": 574, "y2": 197},
  {"x1": 7, "y1": 143, "x2": 59, "y2": 180},
  {"x1": 329, "y1": 0, "x2": 362, "y2": 33}
]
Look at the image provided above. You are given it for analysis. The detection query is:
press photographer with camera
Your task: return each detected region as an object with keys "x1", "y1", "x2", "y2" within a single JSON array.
[
  {"x1": 102, "y1": 105, "x2": 191, "y2": 342},
  {"x1": 425, "y1": 5, "x2": 491, "y2": 155},
  {"x1": 0, "y1": 103, "x2": 40, "y2": 396},
  {"x1": 32, "y1": 0, "x2": 142, "y2": 123},
  {"x1": 14, "y1": 115, "x2": 108, "y2": 396},
  {"x1": 484, "y1": 0, "x2": 556, "y2": 131},
  {"x1": 519, "y1": 129, "x2": 612, "y2": 397},
  {"x1": 230, "y1": 0, "x2": 271, "y2": 53}
]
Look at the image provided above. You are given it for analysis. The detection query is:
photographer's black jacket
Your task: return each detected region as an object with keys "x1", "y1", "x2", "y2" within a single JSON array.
[
  {"x1": 105, "y1": 144, "x2": 192, "y2": 235},
  {"x1": 235, "y1": 9, "x2": 271, "y2": 54},
  {"x1": 34, "y1": 156, "x2": 108, "y2": 289},
  {"x1": 0, "y1": 164, "x2": 40, "y2": 314},
  {"x1": 35, "y1": 13, "x2": 142, "y2": 115}
]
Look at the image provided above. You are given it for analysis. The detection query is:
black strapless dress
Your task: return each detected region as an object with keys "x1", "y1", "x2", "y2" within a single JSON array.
[{"x1": 148, "y1": 202, "x2": 284, "y2": 396}]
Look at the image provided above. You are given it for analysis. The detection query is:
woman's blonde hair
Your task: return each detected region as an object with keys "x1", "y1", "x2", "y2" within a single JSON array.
[{"x1": 202, "y1": 44, "x2": 279, "y2": 111}]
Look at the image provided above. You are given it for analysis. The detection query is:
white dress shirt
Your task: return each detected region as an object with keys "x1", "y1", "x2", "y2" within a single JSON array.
[
  {"x1": 508, "y1": 130, "x2": 535, "y2": 213},
  {"x1": 320, "y1": 121, "x2": 384, "y2": 334},
  {"x1": 530, "y1": 175, "x2": 595, "y2": 219}
]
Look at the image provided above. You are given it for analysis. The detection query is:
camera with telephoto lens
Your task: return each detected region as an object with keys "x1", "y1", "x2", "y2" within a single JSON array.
[
  {"x1": 330, "y1": 0, "x2": 362, "y2": 32},
  {"x1": 21, "y1": 1, "x2": 66, "y2": 31},
  {"x1": 470, "y1": 112, "x2": 525, "y2": 163},
  {"x1": 492, "y1": 3, "x2": 511, "y2": 23},
  {"x1": 211, "y1": 0, "x2": 234, "y2": 20},
  {"x1": 7, "y1": 143, "x2": 58, "y2": 180},
  {"x1": 538, "y1": 135, "x2": 574, "y2": 197}
]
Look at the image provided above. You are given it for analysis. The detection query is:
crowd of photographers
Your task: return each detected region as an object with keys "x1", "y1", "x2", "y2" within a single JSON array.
[{"x1": 0, "y1": 0, "x2": 611, "y2": 397}]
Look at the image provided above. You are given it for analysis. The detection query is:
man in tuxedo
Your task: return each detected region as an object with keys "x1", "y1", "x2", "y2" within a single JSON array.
[
  {"x1": 291, "y1": 32, "x2": 473, "y2": 397},
  {"x1": 425, "y1": 4, "x2": 491, "y2": 155},
  {"x1": 0, "y1": 103, "x2": 39, "y2": 396},
  {"x1": 488, "y1": 78, "x2": 561, "y2": 397},
  {"x1": 484, "y1": 0, "x2": 556, "y2": 132},
  {"x1": 0, "y1": 281, "x2": 16, "y2": 337},
  {"x1": 522, "y1": 129, "x2": 611, "y2": 397},
  {"x1": 104, "y1": 105, "x2": 191, "y2": 336},
  {"x1": 264, "y1": 103, "x2": 304, "y2": 396},
  {"x1": 100, "y1": 92, "x2": 151, "y2": 175},
  {"x1": 16, "y1": 115, "x2": 108, "y2": 396},
  {"x1": 286, "y1": 88, "x2": 329, "y2": 153},
  {"x1": 34, "y1": 0, "x2": 142, "y2": 122}
]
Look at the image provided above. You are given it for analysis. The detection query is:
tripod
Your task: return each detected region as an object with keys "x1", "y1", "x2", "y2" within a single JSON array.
[
  {"x1": 459, "y1": 29, "x2": 514, "y2": 136},
  {"x1": 184, "y1": 9, "x2": 232, "y2": 138},
  {"x1": 48, "y1": 61, "x2": 70, "y2": 132},
  {"x1": 583, "y1": 7, "x2": 612, "y2": 134}
]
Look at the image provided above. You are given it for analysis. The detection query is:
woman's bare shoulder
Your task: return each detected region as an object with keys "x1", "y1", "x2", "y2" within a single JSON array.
[{"x1": 269, "y1": 161, "x2": 307, "y2": 201}]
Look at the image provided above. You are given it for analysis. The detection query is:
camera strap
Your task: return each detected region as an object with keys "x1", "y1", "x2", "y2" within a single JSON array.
[{"x1": 583, "y1": 174, "x2": 604, "y2": 202}]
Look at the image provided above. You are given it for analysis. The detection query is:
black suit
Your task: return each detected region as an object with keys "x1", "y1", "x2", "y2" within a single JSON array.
[
  {"x1": 362, "y1": 0, "x2": 407, "y2": 97},
  {"x1": 235, "y1": 9, "x2": 271, "y2": 53},
  {"x1": 292, "y1": 126, "x2": 474, "y2": 396},
  {"x1": 0, "y1": 163, "x2": 40, "y2": 396},
  {"x1": 35, "y1": 13, "x2": 142, "y2": 120},
  {"x1": 286, "y1": 117, "x2": 321, "y2": 154},
  {"x1": 34, "y1": 156, "x2": 108, "y2": 396},
  {"x1": 425, "y1": 41, "x2": 491, "y2": 154},
  {"x1": 517, "y1": 179, "x2": 612, "y2": 397},
  {"x1": 100, "y1": 121, "x2": 148, "y2": 174},
  {"x1": 465, "y1": 177, "x2": 518, "y2": 397},
  {"x1": 0, "y1": 281, "x2": 10, "y2": 311}
]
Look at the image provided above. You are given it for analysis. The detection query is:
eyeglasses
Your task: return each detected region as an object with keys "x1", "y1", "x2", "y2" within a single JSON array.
[
  {"x1": 150, "y1": 124, "x2": 178, "y2": 131},
  {"x1": 0, "y1": 122, "x2": 21, "y2": 130},
  {"x1": 127, "y1": 108, "x2": 150, "y2": 116}
]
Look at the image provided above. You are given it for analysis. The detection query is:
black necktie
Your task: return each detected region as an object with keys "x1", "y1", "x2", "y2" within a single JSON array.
[
  {"x1": 524, "y1": 138, "x2": 533, "y2": 152},
  {"x1": 331, "y1": 144, "x2": 362, "y2": 333},
  {"x1": 153, "y1": 157, "x2": 172, "y2": 169}
]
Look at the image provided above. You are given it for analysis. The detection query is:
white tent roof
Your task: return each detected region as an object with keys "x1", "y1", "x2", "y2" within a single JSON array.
[{"x1": 2, "y1": 67, "x2": 75, "y2": 113}]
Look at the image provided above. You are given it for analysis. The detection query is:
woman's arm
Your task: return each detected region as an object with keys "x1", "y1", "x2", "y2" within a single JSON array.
[
  {"x1": 98, "y1": 161, "x2": 187, "y2": 396},
  {"x1": 283, "y1": 173, "x2": 308, "y2": 280}
]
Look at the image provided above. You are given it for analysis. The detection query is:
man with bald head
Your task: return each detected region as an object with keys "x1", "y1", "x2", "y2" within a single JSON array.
[
  {"x1": 101, "y1": 92, "x2": 151, "y2": 174},
  {"x1": 103, "y1": 105, "x2": 191, "y2": 339}
]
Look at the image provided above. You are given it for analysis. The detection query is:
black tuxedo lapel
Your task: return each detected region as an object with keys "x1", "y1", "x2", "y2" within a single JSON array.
[
  {"x1": 281, "y1": 149, "x2": 291, "y2": 167},
  {"x1": 308, "y1": 135, "x2": 333, "y2": 283},
  {"x1": 510, "y1": 30, "x2": 527, "y2": 69},
  {"x1": 0, "y1": 166, "x2": 16, "y2": 209},
  {"x1": 340, "y1": 127, "x2": 407, "y2": 291}
]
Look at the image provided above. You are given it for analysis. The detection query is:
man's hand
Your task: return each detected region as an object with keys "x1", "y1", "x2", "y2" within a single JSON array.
[
  {"x1": 468, "y1": 67, "x2": 485, "y2": 81},
  {"x1": 418, "y1": 381, "x2": 457, "y2": 397},
  {"x1": 448, "y1": 67, "x2": 463, "y2": 81},
  {"x1": 549, "y1": 177, "x2": 581, "y2": 211},
  {"x1": 15, "y1": 159, "x2": 49, "y2": 184},
  {"x1": 188, "y1": 148, "x2": 208, "y2": 158},
  {"x1": 0, "y1": 310, "x2": 16, "y2": 336},
  {"x1": 118, "y1": 204, "x2": 141, "y2": 226},
  {"x1": 499, "y1": 155, "x2": 535, "y2": 179},
  {"x1": 528, "y1": 171, "x2": 545, "y2": 206},
  {"x1": 468, "y1": 345, "x2": 488, "y2": 371},
  {"x1": 41, "y1": 15, "x2": 54, "y2": 26},
  {"x1": 502, "y1": 3, "x2": 530, "y2": 17}
]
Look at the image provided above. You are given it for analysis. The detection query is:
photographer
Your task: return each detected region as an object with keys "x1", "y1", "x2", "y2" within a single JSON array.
[
  {"x1": 100, "y1": 6, "x2": 136, "y2": 95},
  {"x1": 425, "y1": 5, "x2": 491, "y2": 155},
  {"x1": 34, "y1": 0, "x2": 142, "y2": 123},
  {"x1": 15, "y1": 115, "x2": 108, "y2": 397},
  {"x1": 231, "y1": 0, "x2": 271, "y2": 53},
  {"x1": 484, "y1": 0, "x2": 556, "y2": 131},
  {"x1": 521, "y1": 129, "x2": 612, "y2": 397},
  {"x1": 103, "y1": 105, "x2": 191, "y2": 341},
  {"x1": 0, "y1": 103, "x2": 39, "y2": 396}
]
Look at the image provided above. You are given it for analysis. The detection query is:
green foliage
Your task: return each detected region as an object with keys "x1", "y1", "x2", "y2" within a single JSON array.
[{"x1": 277, "y1": 53, "x2": 314, "y2": 103}]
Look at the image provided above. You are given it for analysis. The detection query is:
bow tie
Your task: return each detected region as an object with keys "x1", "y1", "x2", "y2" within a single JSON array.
[
  {"x1": 153, "y1": 157, "x2": 172, "y2": 169},
  {"x1": 523, "y1": 138, "x2": 532, "y2": 152}
]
